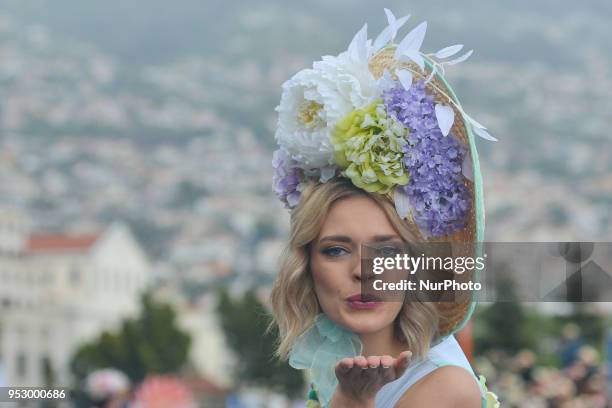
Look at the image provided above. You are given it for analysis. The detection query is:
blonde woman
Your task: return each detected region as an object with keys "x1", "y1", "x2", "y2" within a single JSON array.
[{"x1": 269, "y1": 9, "x2": 500, "y2": 408}]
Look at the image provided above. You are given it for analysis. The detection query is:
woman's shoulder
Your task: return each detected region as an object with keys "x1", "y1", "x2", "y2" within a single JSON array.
[
  {"x1": 395, "y1": 365, "x2": 482, "y2": 407},
  {"x1": 375, "y1": 335, "x2": 488, "y2": 407}
]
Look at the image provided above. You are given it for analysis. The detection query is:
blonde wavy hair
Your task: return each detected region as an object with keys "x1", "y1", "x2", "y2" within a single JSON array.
[{"x1": 269, "y1": 177, "x2": 440, "y2": 361}]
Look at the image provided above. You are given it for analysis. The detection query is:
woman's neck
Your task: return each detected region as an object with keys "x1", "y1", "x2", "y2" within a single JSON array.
[{"x1": 359, "y1": 324, "x2": 406, "y2": 358}]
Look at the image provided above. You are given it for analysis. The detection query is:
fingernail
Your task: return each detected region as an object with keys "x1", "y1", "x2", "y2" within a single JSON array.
[
  {"x1": 382, "y1": 365, "x2": 390, "y2": 369},
  {"x1": 369, "y1": 364, "x2": 377, "y2": 368}
]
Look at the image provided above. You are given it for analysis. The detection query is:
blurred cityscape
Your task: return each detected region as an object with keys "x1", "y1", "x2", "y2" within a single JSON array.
[{"x1": 0, "y1": 0, "x2": 610, "y2": 407}]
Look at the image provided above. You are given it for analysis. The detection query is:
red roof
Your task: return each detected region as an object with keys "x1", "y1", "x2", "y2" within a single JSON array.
[
  {"x1": 183, "y1": 375, "x2": 229, "y2": 395},
  {"x1": 26, "y1": 232, "x2": 101, "y2": 253}
]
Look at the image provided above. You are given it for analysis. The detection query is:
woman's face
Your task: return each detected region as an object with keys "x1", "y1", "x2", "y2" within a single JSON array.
[{"x1": 310, "y1": 195, "x2": 405, "y2": 335}]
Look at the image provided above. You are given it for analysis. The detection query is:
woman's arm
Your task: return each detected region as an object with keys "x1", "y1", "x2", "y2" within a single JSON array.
[{"x1": 395, "y1": 365, "x2": 482, "y2": 407}]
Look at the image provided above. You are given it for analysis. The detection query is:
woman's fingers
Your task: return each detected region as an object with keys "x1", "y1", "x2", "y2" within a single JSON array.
[
  {"x1": 354, "y1": 355, "x2": 369, "y2": 370},
  {"x1": 394, "y1": 350, "x2": 413, "y2": 378},
  {"x1": 379, "y1": 355, "x2": 396, "y2": 383},
  {"x1": 335, "y1": 351, "x2": 413, "y2": 388},
  {"x1": 335, "y1": 357, "x2": 354, "y2": 374},
  {"x1": 380, "y1": 355, "x2": 394, "y2": 369},
  {"x1": 366, "y1": 355, "x2": 381, "y2": 369}
]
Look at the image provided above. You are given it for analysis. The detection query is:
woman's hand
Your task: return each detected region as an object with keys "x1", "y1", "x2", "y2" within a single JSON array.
[{"x1": 330, "y1": 350, "x2": 413, "y2": 408}]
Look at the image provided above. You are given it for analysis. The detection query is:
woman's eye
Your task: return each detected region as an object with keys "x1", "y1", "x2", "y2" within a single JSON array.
[
  {"x1": 321, "y1": 246, "x2": 349, "y2": 257},
  {"x1": 377, "y1": 246, "x2": 401, "y2": 257}
]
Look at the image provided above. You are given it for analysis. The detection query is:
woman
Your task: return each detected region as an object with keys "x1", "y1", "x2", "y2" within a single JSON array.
[{"x1": 269, "y1": 9, "x2": 499, "y2": 408}]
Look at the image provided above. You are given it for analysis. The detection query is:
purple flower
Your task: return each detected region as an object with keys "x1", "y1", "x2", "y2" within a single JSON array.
[
  {"x1": 272, "y1": 148, "x2": 303, "y2": 208},
  {"x1": 384, "y1": 80, "x2": 471, "y2": 237}
]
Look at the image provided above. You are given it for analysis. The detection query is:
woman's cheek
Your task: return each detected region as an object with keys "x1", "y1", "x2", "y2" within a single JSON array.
[{"x1": 312, "y1": 261, "x2": 344, "y2": 305}]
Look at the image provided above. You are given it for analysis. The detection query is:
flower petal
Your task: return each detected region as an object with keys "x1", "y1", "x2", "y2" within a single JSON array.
[
  {"x1": 394, "y1": 187, "x2": 412, "y2": 219},
  {"x1": 473, "y1": 126, "x2": 498, "y2": 141},
  {"x1": 444, "y1": 49, "x2": 473, "y2": 66},
  {"x1": 348, "y1": 23, "x2": 369, "y2": 64},
  {"x1": 376, "y1": 68, "x2": 396, "y2": 92},
  {"x1": 320, "y1": 166, "x2": 337, "y2": 182},
  {"x1": 373, "y1": 13, "x2": 411, "y2": 51},
  {"x1": 395, "y1": 21, "x2": 427, "y2": 58},
  {"x1": 463, "y1": 113, "x2": 486, "y2": 129},
  {"x1": 425, "y1": 64, "x2": 437, "y2": 83},
  {"x1": 384, "y1": 8, "x2": 397, "y2": 37},
  {"x1": 461, "y1": 154, "x2": 473, "y2": 181},
  {"x1": 396, "y1": 69, "x2": 413, "y2": 90},
  {"x1": 435, "y1": 104, "x2": 454, "y2": 136},
  {"x1": 434, "y1": 44, "x2": 464, "y2": 59},
  {"x1": 399, "y1": 49, "x2": 424, "y2": 71}
]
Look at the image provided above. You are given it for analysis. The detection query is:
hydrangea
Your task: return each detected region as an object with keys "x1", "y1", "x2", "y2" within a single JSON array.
[
  {"x1": 272, "y1": 148, "x2": 305, "y2": 208},
  {"x1": 384, "y1": 80, "x2": 470, "y2": 237},
  {"x1": 331, "y1": 100, "x2": 409, "y2": 193}
]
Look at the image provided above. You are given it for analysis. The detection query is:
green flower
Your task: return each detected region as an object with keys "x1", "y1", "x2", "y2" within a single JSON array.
[
  {"x1": 306, "y1": 385, "x2": 321, "y2": 408},
  {"x1": 331, "y1": 100, "x2": 409, "y2": 193},
  {"x1": 478, "y1": 375, "x2": 501, "y2": 408}
]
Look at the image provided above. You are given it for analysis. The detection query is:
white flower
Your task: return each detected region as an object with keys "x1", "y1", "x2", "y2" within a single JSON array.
[
  {"x1": 274, "y1": 26, "x2": 380, "y2": 174},
  {"x1": 275, "y1": 68, "x2": 334, "y2": 171}
]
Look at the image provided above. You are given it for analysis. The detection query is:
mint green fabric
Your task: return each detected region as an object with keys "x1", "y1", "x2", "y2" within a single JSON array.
[{"x1": 289, "y1": 314, "x2": 362, "y2": 408}]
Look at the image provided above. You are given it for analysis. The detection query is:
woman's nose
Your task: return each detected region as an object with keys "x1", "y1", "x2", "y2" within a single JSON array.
[
  {"x1": 351, "y1": 256, "x2": 363, "y2": 282},
  {"x1": 352, "y1": 245, "x2": 376, "y2": 283}
]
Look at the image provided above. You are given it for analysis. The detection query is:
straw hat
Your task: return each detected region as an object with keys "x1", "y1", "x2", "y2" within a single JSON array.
[{"x1": 368, "y1": 46, "x2": 486, "y2": 339}]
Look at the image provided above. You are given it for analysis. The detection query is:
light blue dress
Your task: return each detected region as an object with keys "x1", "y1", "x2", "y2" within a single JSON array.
[{"x1": 374, "y1": 334, "x2": 488, "y2": 408}]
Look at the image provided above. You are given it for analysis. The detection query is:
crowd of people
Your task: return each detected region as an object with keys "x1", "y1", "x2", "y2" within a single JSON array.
[{"x1": 476, "y1": 334, "x2": 608, "y2": 407}]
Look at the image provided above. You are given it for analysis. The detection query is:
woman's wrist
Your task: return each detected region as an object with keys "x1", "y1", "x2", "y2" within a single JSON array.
[{"x1": 330, "y1": 388, "x2": 375, "y2": 408}]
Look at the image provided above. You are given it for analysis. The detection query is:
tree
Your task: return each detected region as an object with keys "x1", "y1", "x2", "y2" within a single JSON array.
[
  {"x1": 474, "y1": 263, "x2": 533, "y2": 355},
  {"x1": 216, "y1": 288, "x2": 304, "y2": 397},
  {"x1": 70, "y1": 292, "x2": 191, "y2": 383}
]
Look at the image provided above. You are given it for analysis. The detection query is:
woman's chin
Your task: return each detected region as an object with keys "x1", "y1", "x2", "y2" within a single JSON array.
[{"x1": 338, "y1": 306, "x2": 396, "y2": 334}]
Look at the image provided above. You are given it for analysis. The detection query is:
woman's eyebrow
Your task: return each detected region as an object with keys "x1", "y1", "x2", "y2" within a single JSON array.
[
  {"x1": 318, "y1": 234, "x2": 401, "y2": 244},
  {"x1": 319, "y1": 235, "x2": 352, "y2": 244},
  {"x1": 370, "y1": 234, "x2": 402, "y2": 242}
]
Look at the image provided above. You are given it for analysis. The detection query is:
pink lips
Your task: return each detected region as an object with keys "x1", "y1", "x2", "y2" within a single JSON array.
[{"x1": 345, "y1": 293, "x2": 382, "y2": 310}]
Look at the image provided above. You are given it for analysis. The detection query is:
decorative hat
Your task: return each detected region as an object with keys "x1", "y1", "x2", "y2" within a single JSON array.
[{"x1": 273, "y1": 9, "x2": 495, "y2": 344}]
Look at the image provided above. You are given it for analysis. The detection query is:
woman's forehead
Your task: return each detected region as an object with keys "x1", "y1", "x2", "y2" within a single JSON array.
[{"x1": 317, "y1": 196, "x2": 398, "y2": 239}]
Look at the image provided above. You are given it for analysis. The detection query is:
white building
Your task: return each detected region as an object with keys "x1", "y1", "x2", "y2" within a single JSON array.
[
  {"x1": 153, "y1": 283, "x2": 234, "y2": 389},
  {"x1": 0, "y1": 208, "x2": 151, "y2": 387}
]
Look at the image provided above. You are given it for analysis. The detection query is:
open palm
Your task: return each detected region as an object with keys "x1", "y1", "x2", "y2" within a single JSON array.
[{"x1": 334, "y1": 350, "x2": 413, "y2": 401}]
